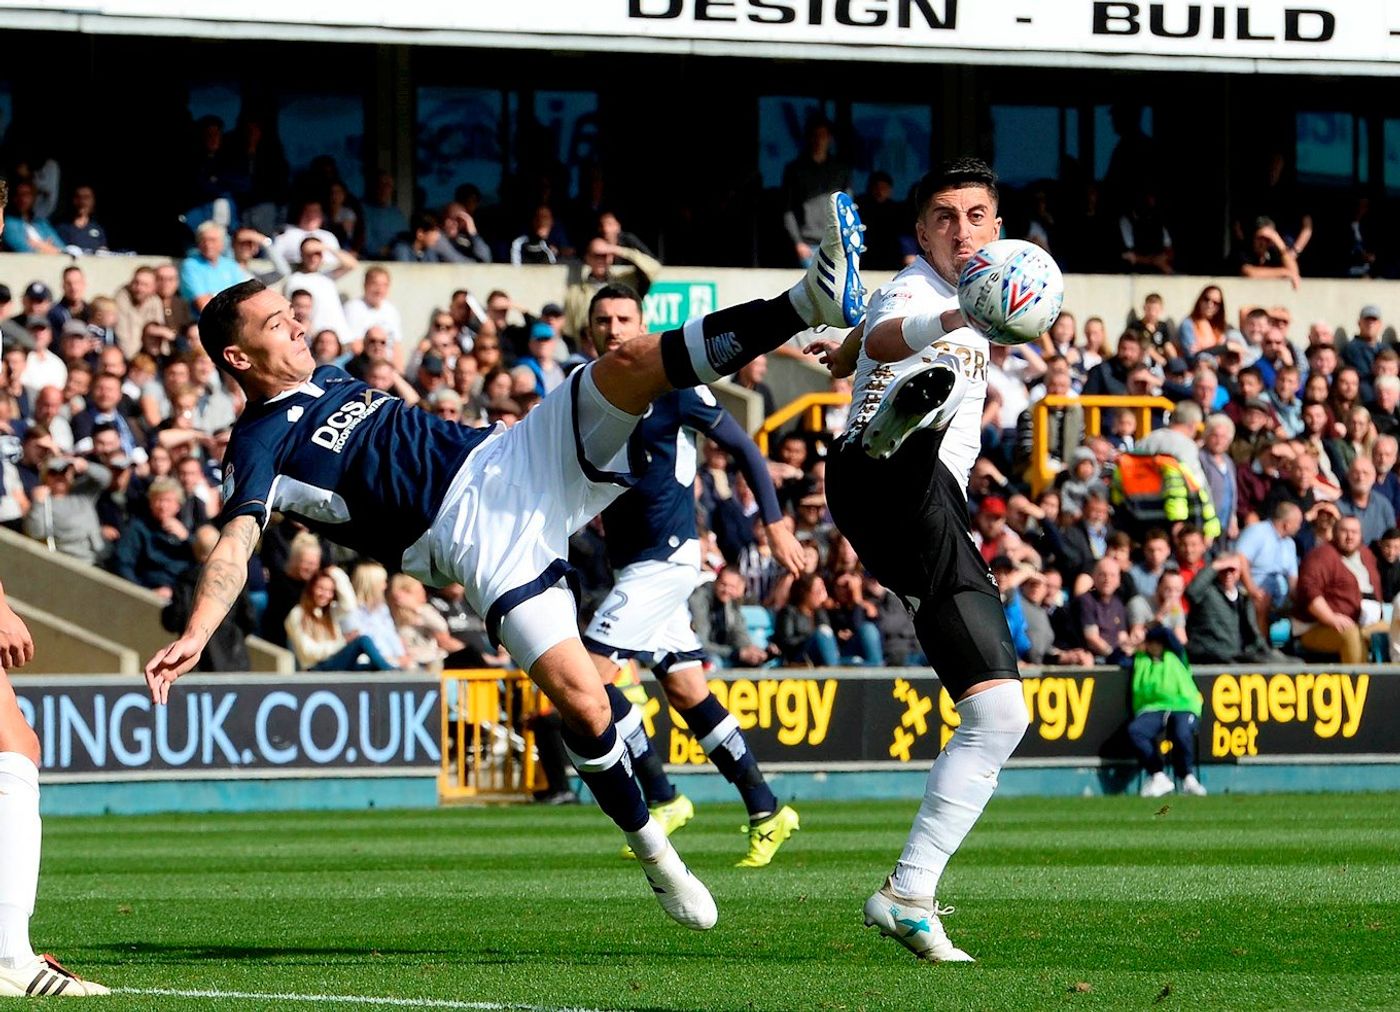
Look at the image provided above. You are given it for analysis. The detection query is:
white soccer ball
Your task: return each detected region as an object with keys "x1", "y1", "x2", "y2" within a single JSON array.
[{"x1": 956, "y1": 239, "x2": 1064, "y2": 346}]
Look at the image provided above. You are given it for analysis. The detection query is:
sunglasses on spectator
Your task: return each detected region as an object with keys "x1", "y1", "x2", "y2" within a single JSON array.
[
  {"x1": 433, "y1": 321, "x2": 455, "y2": 331},
  {"x1": 476, "y1": 342, "x2": 500, "y2": 350}
]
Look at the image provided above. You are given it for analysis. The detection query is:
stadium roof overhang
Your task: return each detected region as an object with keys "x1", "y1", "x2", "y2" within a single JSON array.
[{"x1": 4, "y1": 0, "x2": 1400, "y2": 77}]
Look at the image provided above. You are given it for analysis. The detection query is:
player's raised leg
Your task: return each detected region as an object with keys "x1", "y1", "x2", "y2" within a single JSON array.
[
  {"x1": 600, "y1": 679, "x2": 695, "y2": 859},
  {"x1": 588, "y1": 192, "x2": 866, "y2": 415},
  {"x1": 0, "y1": 640, "x2": 108, "y2": 996}
]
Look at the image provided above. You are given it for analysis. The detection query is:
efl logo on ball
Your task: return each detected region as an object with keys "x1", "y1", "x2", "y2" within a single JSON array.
[{"x1": 957, "y1": 239, "x2": 1065, "y2": 346}]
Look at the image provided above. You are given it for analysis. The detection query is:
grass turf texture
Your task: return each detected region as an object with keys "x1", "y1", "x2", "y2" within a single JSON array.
[{"x1": 15, "y1": 793, "x2": 1398, "y2": 1011}]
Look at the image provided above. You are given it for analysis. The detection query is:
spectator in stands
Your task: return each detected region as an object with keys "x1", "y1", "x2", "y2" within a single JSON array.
[
  {"x1": 781, "y1": 119, "x2": 850, "y2": 266},
  {"x1": 863, "y1": 573, "x2": 921, "y2": 665},
  {"x1": 1327, "y1": 406, "x2": 1376, "y2": 484},
  {"x1": 1342, "y1": 304, "x2": 1385, "y2": 383},
  {"x1": 175, "y1": 454, "x2": 217, "y2": 523},
  {"x1": 284, "y1": 566, "x2": 395, "y2": 671},
  {"x1": 1373, "y1": 528, "x2": 1400, "y2": 602},
  {"x1": 113, "y1": 267, "x2": 164, "y2": 359},
  {"x1": 1074, "y1": 557, "x2": 1137, "y2": 664},
  {"x1": 270, "y1": 199, "x2": 341, "y2": 268},
  {"x1": 231, "y1": 227, "x2": 292, "y2": 287},
  {"x1": 161, "y1": 524, "x2": 254, "y2": 672},
  {"x1": 1129, "y1": 528, "x2": 1174, "y2": 600},
  {"x1": 1329, "y1": 368, "x2": 1364, "y2": 435},
  {"x1": 56, "y1": 184, "x2": 107, "y2": 253},
  {"x1": 1196, "y1": 414, "x2": 1238, "y2": 538},
  {"x1": 47, "y1": 267, "x2": 88, "y2": 333},
  {"x1": 109, "y1": 477, "x2": 194, "y2": 598},
  {"x1": 563, "y1": 239, "x2": 662, "y2": 342},
  {"x1": 283, "y1": 237, "x2": 354, "y2": 343},
  {"x1": 390, "y1": 212, "x2": 450, "y2": 264},
  {"x1": 1174, "y1": 524, "x2": 1208, "y2": 586},
  {"x1": 1117, "y1": 189, "x2": 1173, "y2": 274},
  {"x1": 1130, "y1": 628, "x2": 1207, "y2": 798},
  {"x1": 439, "y1": 201, "x2": 492, "y2": 263},
  {"x1": 1367, "y1": 376, "x2": 1400, "y2": 438},
  {"x1": 1372, "y1": 436, "x2": 1400, "y2": 518},
  {"x1": 1059, "y1": 488, "x2": 1113, "y2": 578},
  {"x1": 262, "y1": 531, "x2": 321, "y2": 647},
  {"x1": 989, "y1": 557, "x2": 1034, "y2": 662},
  {"x1": 2, "y1": 179, "x2": 61, "y2": 254},
  {"x1": 773, "y1": 572, "x2": 840, "y2": 666},
  {"x1": 825, "y1": 572, "x2": 884, "y2": 666},
  {"x1": 389, "y1": 574, "x2": 460, "y2": 672},
  {"x1": 1016, "y1": 355, "x2": 1082, "y2": 480},
  {"x1": 693, "y1": 566, "x2": 770, "y2": 668},
  {"x1": 857, "y1": 170, "x2": 909, "y2": 270},
  {"x1": 345, "y1": 561, "x2": 410, "y2": 669},
  {"x1": 1269, "y1": 365, "x2": 1304, "y2": 437},
  {"x1": 1237, "y1": 501, "x2": 1302, "y2": 634},
  {"x1": 30, "y1": 386, "x2": 73, "y2": 453},
  {"x1": 21, "y1": 319, "x2": 66, "y2": 402},
  {"x1": 1132, "y1": 293, "x2": 1176, "y2": 365},
  {"x1": 1237, "y1": 217, "x2": 1300, "y2": 289},
  {"x1": 1057, "y1": 447, "x2": 1102, "y2": 520},
  {"x1": 509, "y1": 206, "x2": 561, "y2": 265},
  {"x1": 732, "y1": 355, "x2": 777, "y2": 419},
  {"x1": 179, "y1": 222, "x2": 248, "y2": 312},
  {"x1": 24, "y1": 455, "x2": 110, "y2": 563},
  {"x1": 1295, "y1": 516, "x2": 1387, "y2": 663},
  {"x1": 1185, "y1": 553, "x2": 1269, "y2": 663},
  {"x1": 361, "y1": 170, "x2": 409, "y2": 258},
  {"x1": 1083, "y1": 329, "x2": 1145, "y2": 396},
  {"x1": 520, "y1": 324, "x2": 565, "y2": 396},
  {"x1": 1337, "y1": 455, "x2": 1396, "y2": 545},
  {"x1": 428, "y1": 582, "x2": 509, "y2": 668}
]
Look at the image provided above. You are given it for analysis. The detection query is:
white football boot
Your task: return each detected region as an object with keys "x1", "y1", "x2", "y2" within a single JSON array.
[
  {"x1": 0, "y1": 954, "x2": 110, "y2": 997},
  {"x1": 639, "y1": 841, "x2": 717, "y2": 931},
  {"x1": 863, "y1": 876, "x2": 973, "y2": 963},
  {"x1": 789, "y1": 192, "x2": 867, "y2": 330},
  {"x1": 861, "y1": 352, "x2": 968, "y2": 460}
]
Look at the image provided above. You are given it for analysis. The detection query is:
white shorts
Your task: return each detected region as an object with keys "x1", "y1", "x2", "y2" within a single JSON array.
[
  {"x1": 581, "y1": 558, "x2": 707, "y2": 674},
  {"x1": 402, "y1": 364, "x2": 639, "y2": 671}
]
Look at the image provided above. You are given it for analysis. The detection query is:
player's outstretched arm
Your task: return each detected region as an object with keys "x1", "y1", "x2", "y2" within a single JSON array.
[
  {"x1": 804, "y1": 322, "x2": 864, "y2": 379},
  {"x1": 865, "y1": 308, "x2": 967, "y2": 363},
  {"x1": 143, "y1": 515, "x2": 259, "y2": 703}
]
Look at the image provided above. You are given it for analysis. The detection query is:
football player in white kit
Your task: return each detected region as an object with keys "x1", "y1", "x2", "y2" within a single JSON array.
[{"x1": 809, "y1": 158, "x2": 1031, "y2": 962}]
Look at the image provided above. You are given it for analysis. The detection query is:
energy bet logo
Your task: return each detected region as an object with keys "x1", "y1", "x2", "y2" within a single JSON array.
[
  {"x1": 938, "y1": 676, "x2": 1094, "y2": 751},
  {"x1": 666, "y1": 677, "x2": 837, "y2": 764},
  {"x1": 1210, "y1": 672, "x2": 1369, "y2": 758}
]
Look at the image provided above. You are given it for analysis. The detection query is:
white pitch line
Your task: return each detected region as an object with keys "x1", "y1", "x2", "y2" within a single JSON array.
[{"x1": 112, "y1": 988, "x2": 607, "y2": 1011}]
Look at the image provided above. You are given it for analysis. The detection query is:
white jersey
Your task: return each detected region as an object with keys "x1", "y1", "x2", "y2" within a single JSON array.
[{"x1": 848, "y1": 257, "x2": 988, "y2": 493}]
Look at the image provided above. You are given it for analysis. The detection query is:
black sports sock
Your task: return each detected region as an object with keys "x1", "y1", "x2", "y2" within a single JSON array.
[
  {"x1": 605, "y1": 683, "x2": 677, "y2": 806},
  {"x1": 679, "y1": 694, "x2": 778, "y2": 819},
  {"x1": 660, "y1": 296, "x2": 807, "y2": 388},
  {"x1": 560, "y1": 722, "x2": 649, "y2": 832}
]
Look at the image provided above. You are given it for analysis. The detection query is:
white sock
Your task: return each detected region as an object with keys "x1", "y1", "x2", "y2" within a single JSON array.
[
  {"x1": 890, "y1": 682, "x2": 1028, "y2": 900},
  {"x1": 0, "y1": 752, "x2": 40, "y2": 968},
  {"x1": 624, "y1": 816, "x2": 668, "y2": 862}
]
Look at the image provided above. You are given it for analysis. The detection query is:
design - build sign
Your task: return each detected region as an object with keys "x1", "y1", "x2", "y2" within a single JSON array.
[
  {"x1": 7, "y1": 2, "x2": 1400, "y2": 72},
  {"x1": 12, "y1": 674, "x2": 440, "y2": 781}
]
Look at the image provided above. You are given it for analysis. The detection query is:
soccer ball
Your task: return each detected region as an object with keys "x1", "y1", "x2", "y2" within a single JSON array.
[{"x1": 956, "y1": 239, "x2": 1064, "y2": 346}]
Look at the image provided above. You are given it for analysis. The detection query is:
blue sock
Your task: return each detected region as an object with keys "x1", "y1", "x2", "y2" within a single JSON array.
[
  {"x1": 561, "y1": 722, "x2": 648, "y2": 832},
  {"x1": 606, "y1": 683, "x2": 677, "y2": 807},
  {"x1": 679, "y1": 694, "x2": 777, "y2": 820}
]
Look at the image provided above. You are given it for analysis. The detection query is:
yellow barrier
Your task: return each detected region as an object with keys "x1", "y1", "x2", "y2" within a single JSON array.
[
  {"x1": 754, "y1": 391, "x2": 852, "y2": 455},
  {"x1": 439, "y1": 669, "x2": 545, "y2": 802},
  {"x1": 1027, "y1": 394, "x2": 1177, "y2": 497}
]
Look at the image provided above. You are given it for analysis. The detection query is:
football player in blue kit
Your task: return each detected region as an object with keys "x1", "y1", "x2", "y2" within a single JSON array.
[
  {"x1": 581, "y1": 284, "x2": 804, "y2": 868},
  {"x1": 144, "y1": 194, "x2": 867, "y2": 931}
]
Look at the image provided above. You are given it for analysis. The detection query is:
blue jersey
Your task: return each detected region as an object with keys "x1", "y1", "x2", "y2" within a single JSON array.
[
  {"x1": 602, "y1": 388, "x2": 725, "y2": 569},
  {"x1": 219, "y1": 365, "x2": 493, "y2": 565}
]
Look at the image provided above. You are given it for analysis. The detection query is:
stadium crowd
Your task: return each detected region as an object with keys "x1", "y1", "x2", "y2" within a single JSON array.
[{"x1": 2, "y1": 149, "x2": 1400, "y2": 677}]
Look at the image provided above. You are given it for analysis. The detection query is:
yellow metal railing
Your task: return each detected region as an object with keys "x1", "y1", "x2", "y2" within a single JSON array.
[
  {"x1": 439, "y1": 668, "x2": 544, "y2": 802},
  {"x1": 754, "y1": 391, "x2": 852, "y2": 455},
  {"x1": 1027, "y1": 394, "x2": 1176, "y2": 497}
]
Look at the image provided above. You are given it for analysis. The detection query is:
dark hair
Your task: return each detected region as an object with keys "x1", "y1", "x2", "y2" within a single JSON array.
[
  {"x1": 913, "y1": 157, "x2": 999, "y2": 218},
  {"x1": 1239, "y1": 365, "x2": 1264, "y2": 385},
  {"x1": 1142, "y1": 527, "x2": 1169, "y2": 544},
  {"x1": 0, "y1": 177, "x2": 8, "y2": 210},
  {"x1": 411, "y1": 212, "x2": 440, "y2": 233},
  {"x1": 91, "y1": 421, "x2": 119, "y2": 439},
  {"x1": 588, "y1": 283, "x2": 643, "y2": 318},
  {"x1": 199, "y1": 279, "x2": 267, "y2": 377}
]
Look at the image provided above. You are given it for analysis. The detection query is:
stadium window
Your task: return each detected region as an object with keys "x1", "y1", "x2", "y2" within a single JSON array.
[
  {"x1": 187, "y1": 82, "x2": 242, "y2": 132},
  {"x1": 758, "y1": 96, "x2": 836, "y2": 188},
  {"x1": 849, "y1": 102, "x2": 931, "y2": 198},
  {"x1": 1295, "y1": 111, "x2": 1372, "y2": 187},
  {"x1": 280, "y1": 93, "x2": 366, "y2": 199},
  {"x1": 533, "y1": 91, "x2": 599, "y2": 198},
  {"x1": 416, "y1": 87, "x2": 505, "y2": 210},
  {"x1": 991, "y1": 106, "x2": 1063, "y2": 188}
]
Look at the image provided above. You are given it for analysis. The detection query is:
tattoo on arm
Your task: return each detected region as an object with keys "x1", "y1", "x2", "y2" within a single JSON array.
[{"x1": 189, "y1": 518, "x2": 258, "y2": 641}]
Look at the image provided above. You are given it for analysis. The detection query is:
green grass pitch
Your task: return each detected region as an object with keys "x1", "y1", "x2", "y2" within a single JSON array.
[{"x1": 17, "y1": 793, "x2": 1400, "y2": 1010}]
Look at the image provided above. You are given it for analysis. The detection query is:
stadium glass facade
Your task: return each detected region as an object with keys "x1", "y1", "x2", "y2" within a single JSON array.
[{"x1": 0, "y1": 30, "x2": 1395, "y2": 271}]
